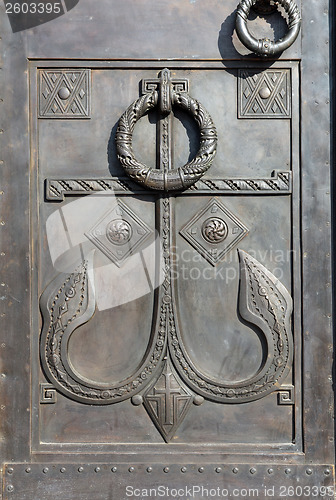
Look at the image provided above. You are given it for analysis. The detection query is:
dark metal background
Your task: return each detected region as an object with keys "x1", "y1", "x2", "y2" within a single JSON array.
[{"x1": 0, "y1": 0, "x2": 334, "y2": 499}]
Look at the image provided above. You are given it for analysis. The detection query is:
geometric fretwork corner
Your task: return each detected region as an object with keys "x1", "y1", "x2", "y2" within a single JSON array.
[
  {"x1": 40, "y1": 383, "x2": 57, "y2": 404},
  {"x1": 277, "y1": 385, "x2": 295, "y2": 405},
  {"x1": 238, "y1": 69, "x2": 291, "y2": 118}
]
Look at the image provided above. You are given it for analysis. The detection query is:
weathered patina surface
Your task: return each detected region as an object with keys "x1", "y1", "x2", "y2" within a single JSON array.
[{"x1": 0, "y1": 0, "x2": 334, "y2": 498}]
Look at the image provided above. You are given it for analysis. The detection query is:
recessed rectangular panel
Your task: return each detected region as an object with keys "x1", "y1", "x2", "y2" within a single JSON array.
[{"x1": 33, "y1": 63, "x2": 299, "y2": 453}]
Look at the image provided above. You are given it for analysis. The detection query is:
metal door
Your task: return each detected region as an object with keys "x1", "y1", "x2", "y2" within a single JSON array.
[{"x1": 0, "y1": 0, "x2": 334, "y2": 498}]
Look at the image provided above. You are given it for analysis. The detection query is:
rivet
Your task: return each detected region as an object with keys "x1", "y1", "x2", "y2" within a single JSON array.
[
  {"x1": 58, "y1": 87, "x2": 71, "y2": 100},
  {"x1": 250, "y1": 467, "x2": 256, "y2": 474},
  {"x1": 111, "y1": 467, "x2": 117, "y2": 473},
  {"x1": 306, "y1": 468, "x2": 312, "y2": 475},
  {"x1": 95, "y1": 467, "x2": 101, "y2": 473},
  {"x1": 193, "y1": 395, "x2": 204, "y2": 406},
  {"x1": 215, "y1": 467, "x2": 222, "y2": 473},
  {"x1": 232, "y1": 467, "x2": 239, "y2": 474},
  {"x1": 129, "y1": 467, "x2": 135, "y2": 473},
  {"x1": 259, "y1": 86, "x2": 271, "y2": 99},
  {"x1": 163, "y1": 467, "x2": 169, "y2": 473},
  {"x1": 285, "y1": 468, "x2": 291, "y2": 475},
  {"x1": 146, "y1": 466, "x2": 152, "y2": 473},
  {"x1": 198, "y1": 467, "x2": 204, "y2": 473},
  {"x1": 268, "y1": 468, "x2": 274, "y2": 474},
  {"x1": 0, "y1": 221, "x2": 5, "y2": 225},
  {"x1": 181, "y1": 467, "x2": 187, "y2": 473},
  {"x1": 78, "y1": 467, "x2": 83, "y2": 473},
  {"x1": 43, "y1": 468, "x2": 49, "y2": 474},
  {"x1": 60, "y1": 467, "x2": 66, "y2": 473},
  {"x1": 131, "y1": 395, "x2": 143, "y2": 406},
  {"x1": 6, "y1": 485, "x2": 14, "y2": 492},
  {"x1": 324, "y1": 469, "x2": 330, "y2": 475},
  {"x1": 25, "y1": 467, "x2": 31, "y2": 473},
  {"x1": 7, "y1": 467, "x2": 13, "y2": 474}
]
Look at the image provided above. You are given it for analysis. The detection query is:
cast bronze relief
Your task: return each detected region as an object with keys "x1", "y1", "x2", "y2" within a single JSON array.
[
  {"x1": 115, "y1": 68, "x2": 217, "y2": 191},
  {"x1": 235, "y1": 0, "x2": 301, "y2": 57},
  {"x1": 40, "y1": 69, "x2": 294, "y2": 442}
]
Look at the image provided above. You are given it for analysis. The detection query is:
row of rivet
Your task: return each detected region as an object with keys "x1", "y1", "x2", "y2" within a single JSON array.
[
  {"x1": 0, "y1": 50, "x2": 4, "y2": 319},
  {"x1": 6, "y1": 467, "x2": 331, "y2": 476}
]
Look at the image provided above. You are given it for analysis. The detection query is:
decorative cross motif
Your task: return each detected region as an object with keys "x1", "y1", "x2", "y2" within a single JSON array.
[{"x1": 143, "y1": 358, "x2": 193, "y2": 442}]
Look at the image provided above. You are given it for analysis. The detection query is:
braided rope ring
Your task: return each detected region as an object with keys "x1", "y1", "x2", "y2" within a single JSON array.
[
  {"x1": 115, "y1": 90, "x2": 217, "y2": 191},
  {"x1": 236, "y1": 0, "x2": 301, "y2": 57}
]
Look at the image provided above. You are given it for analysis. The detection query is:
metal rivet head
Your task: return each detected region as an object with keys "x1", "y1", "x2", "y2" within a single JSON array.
[
  {"x1": 306, "y1": 468, "x2": 313, "y2": 475},
  {"x1": 95, "y1": 467, "x2": 101, "y2": 473},
  {"x1": 131, "y1": 395, "x2": 143, "y2": 406},
  {"x1": 111, "y1": 467, "x2": 117, "y2": 473},
  {"x1": 268, "y1": 468, "x2": 274, "y2": 475},
  {"x1": 60, "y1": 468, "x2": 66, "y2": 473},
  {"x1": 43, "y1": 468, "x2": 49, "y2": 474},
  {"x1": 6, "y1": 485, "x2": 14, "y2": 492},
  {"x1": 259, "y1": 86, "x2": 271, "y2": 99},
  {"x1": 250, "y1": 467, "x2": 256, "y2": 474},
  {"x1": 129, "y1": 467, "x2": 135, "y2": 473},
  {"x1": 163, "y1": 467, "x2": 169, "y2": 473},
  {"x1": 7, "y1": 468, "x2": 13, "y2": 474},
  {"x1": 146, "y1": 467, "x2": 152, "y2": 473},
  {"x1": 215, "y1": 467, "x2": 222, "y2": 473},
  {"x1": 324, "y1": 469, "x2": 331, "y2": 475},
  {"x1": 58, "y1": 87, "x2": 71, "y2": 100},
  {"x1": 198, "y1": 467, "x2": 204, "y2": 473},
  {"x1": 78, "y1": 467, "x2": 83, "y2": 473},
  {"x1": 285, "y1": 468, "x2": 291, "y2": 475},
  {"x1": 25, "y1": 468, "x2": 31, "y2": 473},
  {"x1": 193, "y1": 395, "x2": 205, "y2": 406},
  {"x1": 232, "y1": 467, "x2": 239, "y2": 474},
  {"x1": 181, "y1": 467, "x2": 187, "y2": 473}
]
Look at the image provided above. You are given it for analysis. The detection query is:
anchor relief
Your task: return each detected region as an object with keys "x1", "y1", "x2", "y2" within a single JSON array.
[{"x1": 40, "y1": 69, "x2": 294, "y2": 442}]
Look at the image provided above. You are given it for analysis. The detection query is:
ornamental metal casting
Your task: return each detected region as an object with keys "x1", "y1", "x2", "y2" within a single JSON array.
[
  {"x1": 143, "y1": 358, "x2": 194, "y2": 443},
  {"x1": 39, "y1": 69, "x2": 91, "y2": 118},
  {"x1": 45, "y1": 170, "x2": 292, "y2": 200},
  {"x1": 115, "y1": 68, "x2": 217, "y2": 191},
  {"x1": 179, "y1": 199, "x2": 249, "y2": 266},
  {"x1": 238, "y1": 69, "x2": 291, "y2": 118},
  {"x1": 40, "y1": 69, "x2": 294, "y2": 442},
  {"x1": 235, "y1": 0, "x2": 301, "y2": 57},
  {"x1": 85, "y1": 199, "x2": 153, "y2": 267}
]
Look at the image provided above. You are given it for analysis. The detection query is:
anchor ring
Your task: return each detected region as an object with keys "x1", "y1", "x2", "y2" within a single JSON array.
[
  {"x1": 115, "y1": 74, "x2": 217, "y2": 192},
  {"x1": 236, "y1": 0, "x2": 301, "y2": 57}
]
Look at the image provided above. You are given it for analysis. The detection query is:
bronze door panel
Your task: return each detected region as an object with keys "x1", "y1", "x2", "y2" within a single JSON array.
[{"x1": 0, "y1": 0, "x2": 334, "y2": 498}]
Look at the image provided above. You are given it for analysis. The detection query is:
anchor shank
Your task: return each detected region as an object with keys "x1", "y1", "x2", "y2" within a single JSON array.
[{"x1": 157, "y1": 113, "x2": 173, "y2": 177}]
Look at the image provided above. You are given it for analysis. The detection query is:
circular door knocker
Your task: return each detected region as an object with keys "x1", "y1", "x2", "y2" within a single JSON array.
[
  {"x1": 236, "y1": 0, "x2": 301, "y2": 57},
  {"x1": 115, "y1": 69, "x2": 217, "y2": 191}
]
